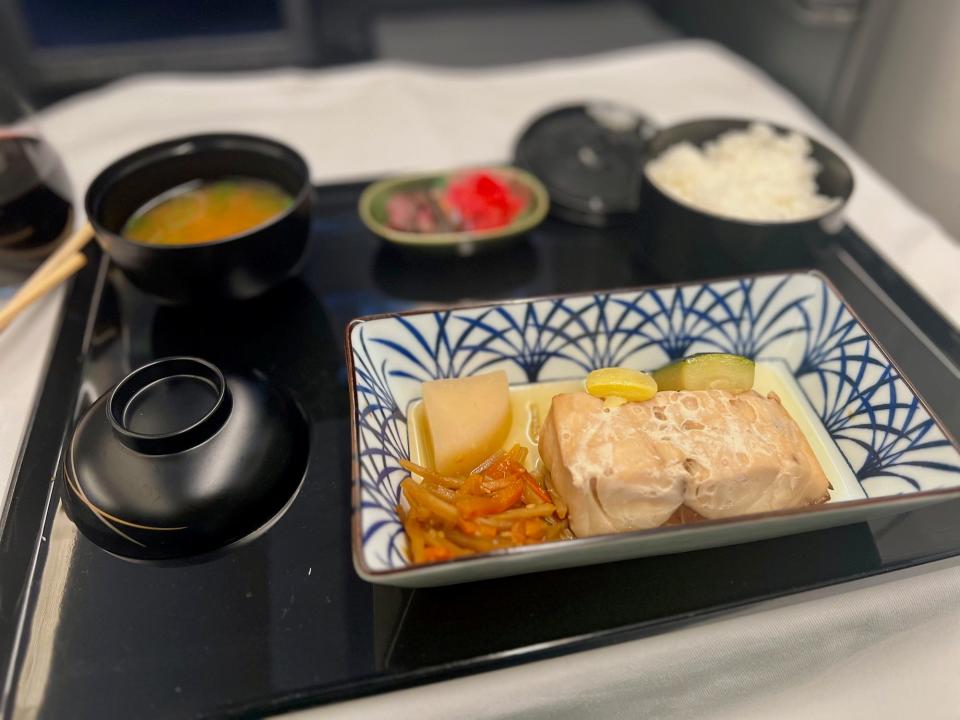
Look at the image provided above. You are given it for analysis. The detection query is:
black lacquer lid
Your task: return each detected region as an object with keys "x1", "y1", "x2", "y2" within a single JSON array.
[
  {"x1": 514, "y1": 102, "x2": 657, "y2": 226},
  {"x1": 63, "y1": 357, "x2": 308, "y2": 561}
]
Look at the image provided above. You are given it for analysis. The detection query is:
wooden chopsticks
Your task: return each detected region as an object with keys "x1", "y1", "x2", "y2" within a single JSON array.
[{"x1": 0, "y1": 222, "x2": 94, "y2": 334}]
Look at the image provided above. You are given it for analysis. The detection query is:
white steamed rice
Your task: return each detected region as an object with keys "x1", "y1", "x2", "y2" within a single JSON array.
[{"x1": 646, "y1": 123, "x2": 840, "y2": 222}]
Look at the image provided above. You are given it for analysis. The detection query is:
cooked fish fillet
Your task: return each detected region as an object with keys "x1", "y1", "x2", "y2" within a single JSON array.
[{"x1": 538, "y1": 390, "x2": 829, "y2": 537}]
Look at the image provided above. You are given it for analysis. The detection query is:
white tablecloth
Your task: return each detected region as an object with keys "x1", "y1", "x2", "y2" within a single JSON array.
[
  {"x1": 3, "y1": 40, "x2": 959, "y2": 718},
  {"x1": 292, "y1": 555, "x2": 960, "y2": 720}
]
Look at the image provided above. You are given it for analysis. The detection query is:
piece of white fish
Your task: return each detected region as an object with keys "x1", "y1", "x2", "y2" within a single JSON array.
[{"x1": 539, "y1": 390, "x2": 829, "y2": 537}]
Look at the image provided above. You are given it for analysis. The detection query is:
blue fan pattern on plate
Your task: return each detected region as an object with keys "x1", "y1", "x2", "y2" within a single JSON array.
[{"x1": 351, "y1": 273, "x2": 960, "y2": 571}]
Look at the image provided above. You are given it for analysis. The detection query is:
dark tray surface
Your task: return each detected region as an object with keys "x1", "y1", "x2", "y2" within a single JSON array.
[{"x1": 2, "y1": 180, "x2": 960, "y2": 719}]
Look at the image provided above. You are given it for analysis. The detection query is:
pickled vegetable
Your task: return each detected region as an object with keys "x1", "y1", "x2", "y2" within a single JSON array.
[{"x1": 585, "y1": 367, "x2": 658, "y2": 402}]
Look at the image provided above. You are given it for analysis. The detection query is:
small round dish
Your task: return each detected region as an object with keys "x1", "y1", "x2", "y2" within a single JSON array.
[
  {"x1": 358, "y1": 166, "x2": 549, "y2": 249},
  {"x1": 62, "y1": 356, "x2": 309, "y2": 561},
  {"x1": 85, "y1": 133, "x2": 313, "y2": 303}
]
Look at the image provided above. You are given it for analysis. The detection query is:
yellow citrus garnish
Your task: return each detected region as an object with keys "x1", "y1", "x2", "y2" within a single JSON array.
[{"x1": 585, "y1": 367, "x2": 658, "y2": 403}]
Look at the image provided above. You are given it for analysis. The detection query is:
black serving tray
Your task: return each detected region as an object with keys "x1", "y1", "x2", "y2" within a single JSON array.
[{"x1": 2, "y1": 180, "x2": 960, "y2": 719}]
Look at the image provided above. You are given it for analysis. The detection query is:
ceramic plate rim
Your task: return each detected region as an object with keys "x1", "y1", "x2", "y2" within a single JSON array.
[{"x1": 346, "y1": 269, "x2": 960, "y2": 581}]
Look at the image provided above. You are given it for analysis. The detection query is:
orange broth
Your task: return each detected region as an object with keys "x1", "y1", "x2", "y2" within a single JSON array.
[{"x1": 122, "y1": 178, "x2": 293, "y2": 246}]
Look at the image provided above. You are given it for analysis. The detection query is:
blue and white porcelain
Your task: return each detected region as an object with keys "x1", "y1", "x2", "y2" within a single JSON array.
[{"x1": 347, "y1": 271, "x2": 960, "y2": 587}]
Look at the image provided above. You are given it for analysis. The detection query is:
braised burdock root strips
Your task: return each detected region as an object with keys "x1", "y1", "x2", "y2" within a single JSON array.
[
  {"x1": 402, "y1": 354, "x2": 830, "y2": 564},
  {"x1": 398, "y1": 447, "x2": 571, "y2": 563},
  {"x1": 538, "y1": 389, "x2": 829, "y2": 537}
]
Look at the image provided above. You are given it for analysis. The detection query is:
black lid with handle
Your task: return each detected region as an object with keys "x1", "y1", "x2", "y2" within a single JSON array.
[
  {"x1": 62, "y1": 356, "x2": 309, "y2": 561},
  {"x1": 513, "y1": 101, "x2": 657, "y2": 227}
]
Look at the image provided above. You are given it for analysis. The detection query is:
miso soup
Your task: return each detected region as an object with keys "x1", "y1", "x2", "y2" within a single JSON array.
[{"x1": 122, "y1": 178, "x2": 293, "y2": 246}]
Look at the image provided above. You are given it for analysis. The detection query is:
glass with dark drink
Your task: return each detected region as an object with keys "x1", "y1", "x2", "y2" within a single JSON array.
[{"x1": 0, "y1": 85, "x2": 73, "y2": 271}]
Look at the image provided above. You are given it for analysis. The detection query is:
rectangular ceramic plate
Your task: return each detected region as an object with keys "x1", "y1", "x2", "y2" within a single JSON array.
[{"x1": 347, "y1": 271, "x2": 960, "y2": 587}]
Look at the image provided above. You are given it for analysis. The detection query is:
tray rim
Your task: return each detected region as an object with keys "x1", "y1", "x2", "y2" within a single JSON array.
[
  {"x1": 346, "y1": 268, "x2": 960, "y2": 583},
  {"x1": 5, "y1": 180, "x2": 960, "y2": 716}
]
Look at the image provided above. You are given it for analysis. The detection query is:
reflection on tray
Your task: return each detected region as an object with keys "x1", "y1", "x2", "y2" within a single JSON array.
[
  {"x1": 372, "y1": 237, "x2": 538, "y2": 304},
  {"x1": 375, "y1": 522, "x2": 882, "y2": 672},
  {"x1": 151, "y1": 277, "x2": 342, "y2": 416}
]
